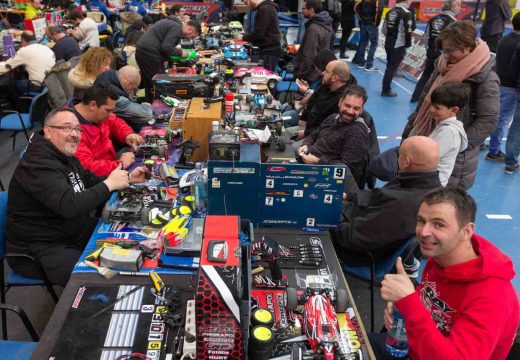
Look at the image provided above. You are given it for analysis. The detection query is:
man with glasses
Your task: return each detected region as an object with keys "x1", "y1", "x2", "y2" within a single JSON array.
[
  {"x1": 5, "y1": 108, "x2": 147, "y2": 286},
  {"x1": 73, "y1": 85, "x2": 144, "y2": 176},
  {"x1": 94, "y1": 66, "x2": 154, "y2": 132}
]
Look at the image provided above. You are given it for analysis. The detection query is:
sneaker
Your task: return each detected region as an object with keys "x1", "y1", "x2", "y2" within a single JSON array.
[
  {"x1": 364, "y1": 65, "x2": 378, "y2": 72},
  {"x1": 381, "y1": 91, "x2": 398, "y2": 97},
  {"x1": 505, "y1": 164, "x2": 519, "y2": 174},
  {"x1": 339, "y1": 52, "x2": 349, "y2": 59},
  {"x1": 480, "y1": 143, "x2": 489, "y2": 151},
  {"x1": 403, "y1": 258, "x2": 420, "y2": 279},
  {"x1": 356, "y1": 63, "x2": 366, "y2": 69},
  {"x1": 485, "y1": 151, "x2": 506, "y2": 162}
]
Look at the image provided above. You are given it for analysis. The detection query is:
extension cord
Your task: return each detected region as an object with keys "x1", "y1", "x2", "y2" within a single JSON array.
[{"x1": 183, "y1": 300, "x2": 196, "y2": 358}]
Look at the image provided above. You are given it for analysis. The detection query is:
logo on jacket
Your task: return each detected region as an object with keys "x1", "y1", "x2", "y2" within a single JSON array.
[
  {"x1": 420, "y1": 277, "x2": 455, "y2": 335},
  {"x1": 68, "y1": 172, "x2": 85, "y2": 193}
]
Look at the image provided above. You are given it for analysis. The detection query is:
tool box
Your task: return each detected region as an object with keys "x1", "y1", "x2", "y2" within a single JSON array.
[{"x1": 195, "y1": 215, "x2": 251, "y2": 359}]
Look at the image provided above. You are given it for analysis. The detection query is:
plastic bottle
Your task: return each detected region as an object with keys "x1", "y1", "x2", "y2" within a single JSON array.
[
  {"x1": 191, "y1": 163, "x2": 206, "y2": 215},
  {"x1": 385, "y1": 308, "x2": 408, "y2": 358}
]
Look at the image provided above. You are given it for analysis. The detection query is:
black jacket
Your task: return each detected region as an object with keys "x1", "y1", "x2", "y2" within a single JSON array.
[
  {"x1": 292, "y1": 11, "x2": 333, "y2": 82},
  {"x1": 354, "y1": 0, "x2": 383, "y2": 26},
  {"x1": 425, "y1": 11, "x2": 456, "y2": 59},
  {"x1": 384, "y1": 4, "x2": 416, "y2": 49},
  {"x1": 334, "y1": 170, "x2": 441, "y2": 265},
  {"x1": 496, "y1": 32, "x2": 520, "y2": 88},
  {"x1": 303, "y1": 75, "x2": 357, "y2": 136},
  {"x1": 52, "y1": 35, "x2": 81, "y2": 62},
  {"x1": 136, "y1": 15, "x2": 183, "y2": 60},
  {"x1": 242, "y1": 0, "x2": 280, "y2": 53},
  {"x1": 481, "y1": 0, "x2": 512, "y2": 37},
  {"x1": 5, "y1": 133, "x2": 110, "y2": 250}
]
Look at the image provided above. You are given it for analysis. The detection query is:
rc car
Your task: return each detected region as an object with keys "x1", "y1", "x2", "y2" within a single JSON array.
[
  {"x1": 134, "y1": 134, "x2": 170, "y2": 160},
  {"x1": 235, "y1": 66, "x2": 282, "y2": 90},
  {"x1": 224, "y1": 44, "x2": 249, "y2": 60}
]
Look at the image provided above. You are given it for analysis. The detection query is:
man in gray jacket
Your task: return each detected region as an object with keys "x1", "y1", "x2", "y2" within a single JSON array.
[
  {"x1": 481, "y1": 0, "x2": 512, "y2": 53},
  {"x1": 135, "y1": 16, "x2": 200, "y2": 101},
  {"x1": 94, "y1": 66, "x2": 154, "y2": 132}
]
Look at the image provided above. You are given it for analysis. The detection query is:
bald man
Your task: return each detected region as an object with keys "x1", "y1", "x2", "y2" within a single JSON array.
[
  {"x1": 94, "y1": 66, "x2": 154, "y2": 132},
  {"x1": 289, "y1": 59, "x2": 357, "y2": 143},
  {"x1": 333, "y1": 136, "x2": 442, "y2": 269}
]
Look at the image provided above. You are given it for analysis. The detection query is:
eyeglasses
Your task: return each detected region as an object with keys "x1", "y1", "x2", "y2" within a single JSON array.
[
  {"x1": 440, "y1": 48, "x2": 457, "y2": 54},
  {"x1": 46, "y1": 125, "x2": 83, "y2": 134}
]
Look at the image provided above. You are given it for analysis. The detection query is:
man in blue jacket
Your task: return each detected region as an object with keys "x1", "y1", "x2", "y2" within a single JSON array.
[{"x1": 94, "y1": 66, "x2": 154, "y2": 132}]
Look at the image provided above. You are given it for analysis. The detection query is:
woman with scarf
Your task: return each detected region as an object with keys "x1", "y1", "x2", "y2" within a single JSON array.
[{"x1": 404, "y1": 20, "x2": 499, "y2": 189}]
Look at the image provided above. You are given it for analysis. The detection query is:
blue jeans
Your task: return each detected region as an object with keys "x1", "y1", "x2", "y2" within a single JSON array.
[
  {"x1": 489, "y1": 86, "x2": 518, "y2": 155},
  {"x1": 353, "y1": 23, "x2": 378, "y2": 67},
  {"x1": 505, "y1": 90, "x2": 520, "y2": 166},
  {"x1": 297, "y1": 12, "x2": 306, "y2": 44}
]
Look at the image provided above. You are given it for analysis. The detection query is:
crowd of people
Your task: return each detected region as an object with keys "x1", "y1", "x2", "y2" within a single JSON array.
[{"x1": 0, "y1": 0, "x2": 518, "y2": 358}]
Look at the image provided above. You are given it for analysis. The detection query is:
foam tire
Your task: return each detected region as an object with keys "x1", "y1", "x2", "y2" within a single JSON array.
[
  {"x1": 336, "y1": 288, "x2": 348, "y2": 313},
  {"x1": 267, "y1": 79, "x2": 277, "y2": 90},
  {"x1": 140, "y1": 207, "x2": 150, "y2": 225},
  {"x1": 276, "y1": 140, "x2": 286, "y2": 152},
  {"x1": 285, "y1": 287, "x2": 298, "y2": 311},
  {"x1": 101, "y1": 206, "x2": 112, "y2": 223}
]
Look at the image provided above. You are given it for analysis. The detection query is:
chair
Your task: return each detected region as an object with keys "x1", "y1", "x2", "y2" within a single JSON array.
[
  {"x1": 0, "y1": 303, "x2": 39, "y2": 360},
  {"x1": 0, "y1": 88, "x2": 48, "y2": 150},
  {"x1": 342, "y1": 236, "x2": 418, "y2": 332},
  {"x1": 0, "y1": 192, "x2": 58, "y2": 340}
]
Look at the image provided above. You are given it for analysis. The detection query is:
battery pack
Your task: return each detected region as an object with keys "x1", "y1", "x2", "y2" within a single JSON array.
[{"x1": 99, "y1": 248, "x2": 144, "y2": 272}]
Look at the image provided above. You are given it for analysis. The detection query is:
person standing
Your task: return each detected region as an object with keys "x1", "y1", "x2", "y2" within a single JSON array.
[
  {"x1": 237, "y1": 0, "x2": 281, "y2": 71},
  {"x1": 486, "y1": 13, "x2": 520, "y2": 162},
  {"x1": 338, "y1": 0, "x2": 356, "y2": 59},
  {"x1": 410, "y1": 0, "x2": 460, "y2": 102},
  {"x1": 291, "y1": 0, "x2": 333, "y2": 84},
  {"x1": 135, "y1": 17, "x2": 200, "y2": 102},
  {"x1": 381, "y1": 0, "x2": 416, "y2": 97},
  {"x1": 480, "y1": 0, "x2": 512, "y2": 53},
  {"x1": 352, "y1": 0, "x2": 384, "y2": 71}
]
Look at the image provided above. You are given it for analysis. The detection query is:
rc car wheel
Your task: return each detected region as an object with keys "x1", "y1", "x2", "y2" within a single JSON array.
[
  {"x1": 275, "y1": 121, "x2": 283, "y2": 136},
  {"x1": 267, "y1": 79, "x2": 277, "y2": 90},
  {"x1": 285, "y1": 287, "x2": 298, "y2": 310},
  {"x1": 336, "y1": 288, "x2": 348, "y2": 313},
  {"x1": 157, "y1": 145, "x2": 166, "y2": 158},
  {"x1": 101, "y1": 206, "x2": 112, "y2": 223},
  {"x1": 140, "y1": 207, "x2": 150, "y2": 225},
  {"x1": 276, "y1": 140, "x2": 286, "y2": 152}
]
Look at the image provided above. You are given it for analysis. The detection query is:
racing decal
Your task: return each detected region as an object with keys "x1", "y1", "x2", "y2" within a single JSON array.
[
  {"x1": 200, "y1": 265, "x2": 241, "y2": 323},
  {"x1": 72, "y1": 286, "x2": 86, "y2": 309},
  {"x1": 420, "y1": 276, "x2": 455, "y2": 335},
  {"x1": 68, "y1": 171, "x2": 85, "y2": 193}
]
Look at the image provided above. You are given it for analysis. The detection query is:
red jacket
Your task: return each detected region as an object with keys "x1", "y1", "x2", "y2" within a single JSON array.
[
  {"x1": 75, "y1": 113, "x2": 133, "y2": 176},
  {"x1": 396, "y1": 234, "x2": 519, "y2": 360}
]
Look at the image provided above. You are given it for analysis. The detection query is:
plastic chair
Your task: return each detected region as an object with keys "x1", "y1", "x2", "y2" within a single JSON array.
[
  {"x1": 342, "y1": 236, "x2": 418, "y2": 332},
  {"x1": 0, "y1": 192, "x2": 58, "y2": 340},
  {"x1": 0, "y1": 303, "x2": 39, "y2": 359},
  {"x1": 0, "y1": 88, "x2": 48, "y2": 150}
]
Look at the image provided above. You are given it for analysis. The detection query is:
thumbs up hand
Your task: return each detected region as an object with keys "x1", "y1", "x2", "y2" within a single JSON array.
[{"x1": 380, "y1": 257, "x2": 416, "y2": 303}]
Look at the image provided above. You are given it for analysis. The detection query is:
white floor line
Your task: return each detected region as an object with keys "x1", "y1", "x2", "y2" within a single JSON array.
[
  {"x1": 395, "y1": 136, "x2": 402, "y2": 140},
  {"x1": 486, "y1": 214, "x2": 513, "y2": 220},
  {"x1": 376, "y1": 70, "x2": 413, "y2": 95},
  {"x1": 377, "y1": 136, "x2": 389, "y2": 139}
]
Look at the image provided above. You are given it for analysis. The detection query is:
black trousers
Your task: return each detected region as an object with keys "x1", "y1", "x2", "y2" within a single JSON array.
[
  {"x1": 382, "y1": 46, "x2": 407, "y2": 93},
  {"x1": 6, "y1": 217, "x2": 98, "y2": 287},
  {"x1": 260, "y1": 48, "x2": 282, "y2": 71},
  {"x1": 411, "y1": 54, "x2": 436, "y2": 101},
  {"x1": 482, "y1": 33, "x2": 502, "y2": 53},
  {"x1": 136, "y1": 49, "x2": 165, "y2": 102},
  {"x1": 339, "y1": 18, "x2": 355, "y2": 53}
]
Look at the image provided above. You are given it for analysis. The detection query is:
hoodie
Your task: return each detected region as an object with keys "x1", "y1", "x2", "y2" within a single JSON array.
[
  {"x1": 242, "y1": 0, "x2": 281, "y2": 53},
  {"x1": 94, "y1": 70, "x2": 154, "y2": 132},
  {"x1": 397, "y1": 234, "x2": 520, "y2": 360},
  {"x1": 428, "y1": 117, "x2": 468, "y2": 186},
  {"x1": 292, "y1": 11, "x2": 333, "y2": 82},
  {"x1": 5, "y1": 133, "x2": 110, "y2": 250}
]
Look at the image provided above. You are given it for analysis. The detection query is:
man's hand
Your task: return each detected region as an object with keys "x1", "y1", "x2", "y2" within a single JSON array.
[
  {"x1": 181, "y1": 49, "x2": 189, "y2": 58},
  {"x1": 381, "y1": 257, "x2": 415, "y2": 303},
  {"x1": 103, "y1": 164, "x2": 129, "y2": 191},
  {"x1": 295, "y1": 78, "x2": 309, "y2": 93},
  {"x1": 119, "y1": 152, "x2": 135, "y2": 169},
  {"x1": 384, "y1": 302, "x2": 394, "y2": 331},
  {"x1": 126, "y1": 133, "x2": 143, "y2": 147},
  {"x1": 301, "y1": 153, "x2": 319, "y2": 164},
  {"x1": 298, "y1": 144, "x2": 308, "y2": 155},
  {"x1": 129, "y1": 166, "x2": 147, "y2": 183},
  {"x1": 236, "y1": 33, "x2": 244, "y2": 41},
  {"x1": 294, "y1": 130, "x2": 305, "y2": 140}
]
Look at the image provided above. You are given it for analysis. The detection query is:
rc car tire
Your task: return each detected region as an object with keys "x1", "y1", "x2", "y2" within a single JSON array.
[
  {"x1": 276, "y1": 140, "x2": 286, "y2": 152},
  {"x1": 140, "y1": 207, "x2": 150, "y2": 225},
  {"x1": 101, "y1": 206, "x2": 112, "y2": 223},
  {"x1": 336, "y1": 288, "x2": 348, "y2": 313},
  {"x1": 267, "y1": 79, "x2": 277, "y2": 90},
  {"x1": 285, "y1": 287, "x2": 298, "y2": 310}
]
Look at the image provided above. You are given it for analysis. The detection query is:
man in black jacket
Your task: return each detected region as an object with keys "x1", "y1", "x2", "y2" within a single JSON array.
[
  {"x1": 410, "y1": 0, "x2": 460, "y2": 102},
  {"x1": 237, "y1": 0, "x2": 281, "y2": 71},
  {"x1": 381, "y1": 0, "x2": 416, "y2": 97},
  {"x1": 136, "y1": 17, "x2": 200, "y2": 101},
  {"x1": 481, "y1": 0, "x2": 512, "y2": 53},
  {"x1": 291, "y1": 0, "x2": 333, "y2": 83},
  {"x1": 290, "y1": 60, "x2": 356, "y2": 143},
  {"x1": 5, "y1": 108, "x2": 146, "y2": 286},
  {"x1": 333, "y1": 136, "x2": 441, "y2": 266}
]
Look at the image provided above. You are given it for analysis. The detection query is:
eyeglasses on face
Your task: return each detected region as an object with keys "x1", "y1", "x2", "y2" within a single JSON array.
[
  {"x1": 46, "y1": 125, "x2": 83, "y2": 134},
  {"x1": 440, "y1": 48, "x2": 457, "y2": 54}
]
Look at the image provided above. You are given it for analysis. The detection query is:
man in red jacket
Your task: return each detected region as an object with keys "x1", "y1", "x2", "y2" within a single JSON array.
[
  {"x1": 374, "y1": 188, "x2": 519, "y2": 359},
  {"x1": 74, "y1": 85, "x2": 144, "y2": 176}
]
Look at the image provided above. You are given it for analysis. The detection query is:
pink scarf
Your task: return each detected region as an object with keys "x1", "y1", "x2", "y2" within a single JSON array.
[{"x1": 412, "y1": 39, "x2": 491, "y2": 136}]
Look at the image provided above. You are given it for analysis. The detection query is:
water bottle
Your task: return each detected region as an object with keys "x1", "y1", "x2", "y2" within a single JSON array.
[
  {"x1": 385, "y1": 308, "x2": 408, "y2": 358},
  {"x1": 191, "y1": 163, "x2": 206, "y2": 215}
]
